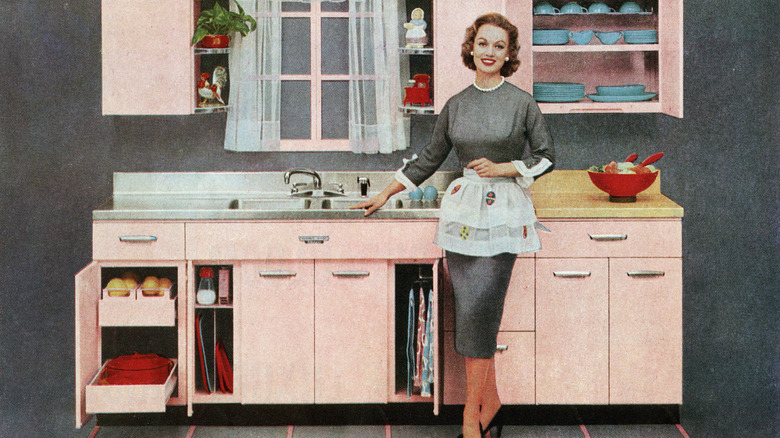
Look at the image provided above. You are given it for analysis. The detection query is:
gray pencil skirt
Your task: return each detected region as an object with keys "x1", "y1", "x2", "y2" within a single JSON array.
[{"x1": 445, "y1": 250, "x2": 517, "y2": 359}]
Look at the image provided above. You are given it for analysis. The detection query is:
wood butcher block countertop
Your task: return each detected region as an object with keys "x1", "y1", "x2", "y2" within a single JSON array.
[{"x1": 530, "y1": 170, "x2": 683, "y2": 218}]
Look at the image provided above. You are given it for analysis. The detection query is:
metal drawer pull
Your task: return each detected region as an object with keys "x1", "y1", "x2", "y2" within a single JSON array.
[
  {"x1": 627, "y1": 270, "x2": 665, "y2": 277},
  {"x1": 553, "y1": 271, "x2": 592, "y2": 278},
  {"x1": 332, "y1": 271, "x2": 370, "y2": 277},
  {"x1": 118, "y1": 235, "x2": 158, "y2": 242},
  {"x1": 299, "y1": 235, "x2": 329, "y2": 244},
  {"x1": 588, "y1": 233, "x2": 628, "y2": 241},
  {"x1": 259, "y1": 271, "x2": 297, "y2": 277},
  {"x1": 496, "y1": 345, "x2": 509, "y2": 352}
]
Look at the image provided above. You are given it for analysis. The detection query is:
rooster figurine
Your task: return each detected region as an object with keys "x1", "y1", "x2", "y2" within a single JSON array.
[{"x1": 197, "y1": 66, "x2": 227, "y2": 107}]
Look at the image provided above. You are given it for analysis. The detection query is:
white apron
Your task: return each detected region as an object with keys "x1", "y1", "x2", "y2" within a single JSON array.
[{"x1": 434, "y1": 168, "x2": 544, "y2": 257}]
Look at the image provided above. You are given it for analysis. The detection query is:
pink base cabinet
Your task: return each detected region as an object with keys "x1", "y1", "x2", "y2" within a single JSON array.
[{"x1": 76, "y1": 216, "x2": 682, "y2": 428}]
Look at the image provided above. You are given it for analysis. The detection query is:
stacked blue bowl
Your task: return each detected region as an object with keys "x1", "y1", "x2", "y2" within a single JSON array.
[
  {"x1": 533, "y1": 29, "x2": 570, "y2": 45},
  {"x1": 622, "y1": 30, "x2": 657, "y2": 44},
  {"x1": 533, "y1": 82, "x2": 586, "y2": 102}
]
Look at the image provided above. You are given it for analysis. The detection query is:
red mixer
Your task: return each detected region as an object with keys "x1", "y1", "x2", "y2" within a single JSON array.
[{"x1": 403, "y1": 74, "x2": 432, "y2": 106}]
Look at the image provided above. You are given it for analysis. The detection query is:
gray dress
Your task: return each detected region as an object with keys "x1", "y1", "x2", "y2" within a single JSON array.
[{"x1": 398, "y1": 81, "x2": 555, "y2": 358}]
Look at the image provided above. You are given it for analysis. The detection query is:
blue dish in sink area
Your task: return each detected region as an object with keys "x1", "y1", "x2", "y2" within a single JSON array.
[{"x1": 533, "y1": 29, "x2": 570, "y2": 45}]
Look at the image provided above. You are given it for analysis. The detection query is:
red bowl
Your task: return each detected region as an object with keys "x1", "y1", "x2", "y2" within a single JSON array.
[
  {"x1": 587, "y1": 170, "x2": 658, "y2": 201},
  {"x1": 103, "y1": 353, "x2": 172, "y2": 385}
]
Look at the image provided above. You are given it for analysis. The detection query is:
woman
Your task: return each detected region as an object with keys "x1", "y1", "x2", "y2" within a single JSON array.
[{"x1": 353, "y1": 13, "x2": 554, "y2": 438}]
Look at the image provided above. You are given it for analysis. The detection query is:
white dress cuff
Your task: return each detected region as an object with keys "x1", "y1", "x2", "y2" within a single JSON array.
[
  {"x1": 512, "y1": 157, "x2": 553, "y2": 188},
  {"x1": 394, "y1": 154, "x2": 419, "y2": 191}
]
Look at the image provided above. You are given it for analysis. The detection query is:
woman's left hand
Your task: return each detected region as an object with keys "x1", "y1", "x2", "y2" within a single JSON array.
[{"x1": 466, "y1": 158, "x2": 519, "y2": 178}]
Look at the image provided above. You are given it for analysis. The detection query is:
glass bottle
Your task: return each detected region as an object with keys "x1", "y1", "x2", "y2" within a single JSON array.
[{"x1": 196, "y1": 267, "x2": 217, "y2": 305}]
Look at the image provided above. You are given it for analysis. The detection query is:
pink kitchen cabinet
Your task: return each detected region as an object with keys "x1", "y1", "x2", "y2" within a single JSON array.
[
  {"x1": 101, "y1": 0, "x2": 197, "y2": 114},
  {"x1": 75, "y1": 260, "x2": 187, "y2": 428},
  {"x1": 239, "y1": 260, "x2": 315, "y2": 404},
  {"x1": 536, "y1": 258, "x2": 610, "y2": 404},
  {"x1": 315, "y1": 260, "x2": 389, "y2": 403},
  {"x1": 609, "y1": 257, "x2": 683, "y2": 404}
]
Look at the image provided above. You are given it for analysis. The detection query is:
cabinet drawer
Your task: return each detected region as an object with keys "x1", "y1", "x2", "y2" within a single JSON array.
[
  {"x1": 86, "y1": 359, "x2": 177, "y2": 413},
  {"x1": 93, "y1": 222, "x2": 185, "y2": 260},
  {"x1": 537, "y1": 219, "x2": 681, "y2": 258},
  {"x1": 186, "y1": 221, "x2": 442, "y2": 260}
]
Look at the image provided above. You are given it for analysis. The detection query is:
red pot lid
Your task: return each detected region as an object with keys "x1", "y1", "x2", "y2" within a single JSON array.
[{"x1": 107, "y1": 353, "x2": 171, "y2": 371}]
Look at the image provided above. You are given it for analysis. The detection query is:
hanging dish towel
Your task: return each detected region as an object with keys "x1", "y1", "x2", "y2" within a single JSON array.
[
  {"x1": 414, "y1": 286, "x2": 426, "y2": 389},
  {"x1": 406, "y1": 288, "x2": 416, "y2": 398},
  {"x1": 420, "y1": 289, "x2": 435, "y2": 397}
]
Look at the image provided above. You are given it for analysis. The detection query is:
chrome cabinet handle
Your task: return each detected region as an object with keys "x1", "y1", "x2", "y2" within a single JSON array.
[
  {"x1": 332, "y1": 271, "x2": 370, "y2": 277},
  {"x1": 627, "y1": 270, "x2": 665, "y2": 277},
  {"x1": 588, "y1": 234, "x2": 628, "y2": 241},
  {"x1": 496, "y1": 345, "x2": 509, "y2": 352},
  {"x1": 299, "y1": 235, "x2": 329, "y2": 244},
  {"x1": 259, "y1": 271, "x2": 297, "y2": 277},
  {"x1": 118, "y1": 235, "x2": 158, "y2": 242},
  {"x1": 553, "y1": 271, "x2": 592, "y2": 278}
]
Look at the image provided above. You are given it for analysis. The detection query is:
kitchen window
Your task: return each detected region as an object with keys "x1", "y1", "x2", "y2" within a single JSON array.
[{"x1": 225, "y1": 0, "x2": 409, "y2": 154}]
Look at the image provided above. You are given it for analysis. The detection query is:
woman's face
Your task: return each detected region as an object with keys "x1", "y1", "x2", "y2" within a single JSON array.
[{"x1": 472, "y1": 24, "x2": 509, "y2": 76}]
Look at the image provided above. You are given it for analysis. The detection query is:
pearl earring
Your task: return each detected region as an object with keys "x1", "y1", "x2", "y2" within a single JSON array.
[
  {"x1": 505, "y1": 57, "x2": 510, "y2": 61},
  {"x1": 470, "y1": 51, "x2": 474, "y2": 56}
]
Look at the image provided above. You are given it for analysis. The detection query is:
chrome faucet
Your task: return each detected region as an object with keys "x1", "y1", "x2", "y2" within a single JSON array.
[{"x1": 283, "y1": 168, "x2": 322, "y2": 190}]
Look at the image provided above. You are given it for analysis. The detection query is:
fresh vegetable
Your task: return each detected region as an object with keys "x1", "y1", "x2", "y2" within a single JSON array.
[{"x1": 588, "y1": 153, "x2": 663, "y2": 174}]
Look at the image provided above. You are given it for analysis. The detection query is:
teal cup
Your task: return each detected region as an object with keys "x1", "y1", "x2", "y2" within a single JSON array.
[
  {"x1": 570, "y1": 30, "x2": 595, "y2": 45},
  {"x1": 534, "y1": 2, "x2": 560, "y2": 14},
  {"x1": 561, "y1": 2, "x2": 588, "y2": 14},
  {"x1": 588, "y1": 2, "x2": 616, "y2": 13},
  {"x1": 619, "y1": 1, "x2": 642, "y2": 13}
]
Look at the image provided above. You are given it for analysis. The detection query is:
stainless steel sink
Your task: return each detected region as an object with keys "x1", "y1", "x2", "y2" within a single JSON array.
[{"x1": 235, "y1": 197, "x2": 438, "y2": 211}]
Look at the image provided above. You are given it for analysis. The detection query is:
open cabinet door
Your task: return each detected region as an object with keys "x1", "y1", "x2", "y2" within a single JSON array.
[
  {"x1": 75, "y1": 262, "x2": 101, "y2": 428},
  {"x1": 432, "y1": 259, "x2": 443, "y2": 415}
]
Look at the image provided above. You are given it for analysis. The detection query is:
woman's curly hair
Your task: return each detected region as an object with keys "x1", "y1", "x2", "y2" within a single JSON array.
[{"x1": 461, "y1": 13, "x2": 521, "y2": 77}]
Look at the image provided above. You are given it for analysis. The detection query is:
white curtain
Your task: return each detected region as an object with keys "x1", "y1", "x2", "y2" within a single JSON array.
[
  {"x1": 347, "y1": 0, "x2": 409, "y2": 154},
  {"x1": 224, "y1": 0, "x2": 282, "y2": 152},
  {"x1": 225, "y1": 0, "x2": 408, "y2": 153}
]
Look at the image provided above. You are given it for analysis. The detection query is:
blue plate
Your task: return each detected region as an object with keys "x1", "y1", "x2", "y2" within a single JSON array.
[{"x1": 587, "y1": 92, "x2": 657, "y2": 102}]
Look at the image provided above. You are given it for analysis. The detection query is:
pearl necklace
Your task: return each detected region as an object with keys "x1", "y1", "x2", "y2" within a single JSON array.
[{"x1": 473, "y1": 77, "x2": 505, "y2": 92}]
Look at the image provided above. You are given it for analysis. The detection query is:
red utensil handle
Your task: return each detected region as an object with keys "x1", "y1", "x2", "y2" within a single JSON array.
[
  {"x1": 640, "y1": 152, "x2": 664, "y2": 166},
  {"x1": 625, "y1": 153, "x2": 638, "y2": 163}
]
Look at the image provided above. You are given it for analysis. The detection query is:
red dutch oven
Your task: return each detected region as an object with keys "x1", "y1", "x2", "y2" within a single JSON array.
[{"x1": 103, "y1": 353, "x2": 172, "y2": 385}]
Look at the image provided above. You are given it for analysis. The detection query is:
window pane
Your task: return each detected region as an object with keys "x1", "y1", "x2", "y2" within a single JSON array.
[
  {"x1": 321, "y1": 1, "x2": 349, "y2": 12},
  {"x1": 282, "y1": 1, "x2": 310, "y2": 12},
  {"x1": 281, "y1": 18, "x2": 310, "y2": 75},
  {"x1": 321, "y1": 81, "x2": 349, "y2": 139},
  {"x1": 281, "y1": 81, "x2": 311, "y2": 139},
  {"x1": 321, "y1": 18, "x2": 349, "y2": 75}
]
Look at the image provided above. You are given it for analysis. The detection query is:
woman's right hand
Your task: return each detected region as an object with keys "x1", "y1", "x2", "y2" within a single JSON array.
[
  {"x1": 349, "y1": 180, "x2": 406, "y2": 217},
  {"x1": 350, "y1": 193, "x2": 390, "y2": 216}
]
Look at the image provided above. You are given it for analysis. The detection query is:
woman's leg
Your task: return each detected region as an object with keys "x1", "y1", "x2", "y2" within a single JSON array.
[
  {"x1": 463, "y1": 356, "x2": 491, "y2": 438},
  {"x1": 479, "y1": 356, "x2": 501, "y2": 428}
]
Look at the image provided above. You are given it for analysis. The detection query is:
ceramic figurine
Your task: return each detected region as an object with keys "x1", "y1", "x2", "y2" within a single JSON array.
[
  {"x1": 404, "y1": 8, "x2": 427, "y2": 48},
  {"x1": 197, "y1": 66, "x2": 227, "y2": 107}
]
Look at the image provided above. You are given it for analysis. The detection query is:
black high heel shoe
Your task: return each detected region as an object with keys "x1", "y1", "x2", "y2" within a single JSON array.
[{"x1": 480, "y1": 408, "x2": 504, "y2": 438}]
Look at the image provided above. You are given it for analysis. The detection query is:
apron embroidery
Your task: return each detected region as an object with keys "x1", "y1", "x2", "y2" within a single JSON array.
[
  {"x1": 459, "y1": 226, "x2": 470, "y2": 240},
  {"x1": 451, "y1": 184, "x2": 461, "y2": 195},
  {"x1": 485, "y1": 191, "x2": 496, "y2": 206},
  {"x1": 523, "y1": 225, "x2": 528, "y2": 238}
]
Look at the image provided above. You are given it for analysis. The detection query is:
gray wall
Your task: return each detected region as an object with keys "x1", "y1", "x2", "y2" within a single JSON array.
[{"x1": 1, "y1": 1, "x2": 777, "y2": 437}]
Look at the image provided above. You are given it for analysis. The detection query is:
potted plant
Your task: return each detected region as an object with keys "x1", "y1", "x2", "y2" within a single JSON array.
[{"x1": 192, "y1": 1, "x2": 257, "y2": 48}]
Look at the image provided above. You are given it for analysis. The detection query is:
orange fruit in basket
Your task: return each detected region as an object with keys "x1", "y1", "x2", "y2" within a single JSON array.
[
  {"x1": 159, "y1": 278, "x2": 173, "y2": 290},
  {"x1": 106, "y1": 278, "x2": 130, "y2": 297},
  {"x1": 141, "y1": 276, "x2": 162, "y2": 296}
]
